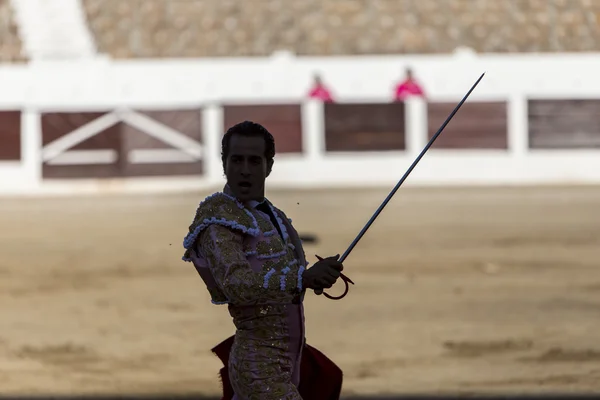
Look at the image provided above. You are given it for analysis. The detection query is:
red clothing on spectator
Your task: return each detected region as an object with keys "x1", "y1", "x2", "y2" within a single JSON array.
[
  {"x1": 394, "y1": 79, "x2": 425, "y2": 101},
  {"x1": 308, "y1": 84, "x2": 334, "y2": 102}
]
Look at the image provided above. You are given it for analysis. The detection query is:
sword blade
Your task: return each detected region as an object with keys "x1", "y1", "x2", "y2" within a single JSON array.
[{"x1": 338, "y1": 72, "x2": 485, "y2": 264}]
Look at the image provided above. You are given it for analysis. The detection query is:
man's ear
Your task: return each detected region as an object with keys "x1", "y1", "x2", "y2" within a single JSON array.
[{"x1": 266, "y1": 159, "x2": 274, "y2": 177}]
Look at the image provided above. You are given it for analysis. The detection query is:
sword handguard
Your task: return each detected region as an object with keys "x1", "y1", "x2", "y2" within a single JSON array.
[{"x1": 322, "y1": 272, "x2": 354, "y2": 300}]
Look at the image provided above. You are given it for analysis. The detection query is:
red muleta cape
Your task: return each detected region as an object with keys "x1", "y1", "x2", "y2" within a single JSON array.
[{"x1": 212, "y1": 335, "x2": 343, "y2": 400}]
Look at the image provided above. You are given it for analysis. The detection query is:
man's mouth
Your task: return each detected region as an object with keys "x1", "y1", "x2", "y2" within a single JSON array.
[{"x1": 239, "y1": 181, "x2": 252, "y2": 189}]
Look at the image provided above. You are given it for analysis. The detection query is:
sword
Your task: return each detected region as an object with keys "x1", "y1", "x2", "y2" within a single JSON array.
[{"x1": 315, "y1": 72, "x2": 486, "y2": 299}]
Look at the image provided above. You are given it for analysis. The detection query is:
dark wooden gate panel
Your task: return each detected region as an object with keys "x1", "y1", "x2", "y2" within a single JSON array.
[
  {"x1": 41, "y1": 109, "x2": 203, "y2": 179},
  {"x1": 223, "y1": 104, "x2": 303, "y2": 154},
  {"x1": 41, "y1": 112, "x2": 121, "y2": 178},
  {"x1": 121, "y1": 109, "x2": 203, "y2": 177},
  {"x1": 528, "y1": 99, "x2": 600, "y2": 149},
  {"x1": 324, "y1": 103, "x2": 405, "y2": 152},
  {"x1": 0, "y1": 111, "x2": 21, "y2": 161},
  {"x1": 427, "y1": 101, "x2": 508, "y2": 149}
]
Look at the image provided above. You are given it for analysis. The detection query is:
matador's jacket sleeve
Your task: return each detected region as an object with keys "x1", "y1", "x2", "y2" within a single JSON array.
[
  {"x1": 198, "y1": 224, "x2": 270, "y2": 305},
  {"x1": 182, "y1": 192, "x2": 301, "y2": 306}
]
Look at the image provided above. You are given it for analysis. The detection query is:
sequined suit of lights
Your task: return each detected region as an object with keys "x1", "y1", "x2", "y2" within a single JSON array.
[{"x1": 183, "y1": 190, "x2": 312, "y2": 399}]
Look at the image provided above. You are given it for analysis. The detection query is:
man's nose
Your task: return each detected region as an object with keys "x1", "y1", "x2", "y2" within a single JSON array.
[{"x1": 241, "y1": 161, "x2": 251, "y2": 176}]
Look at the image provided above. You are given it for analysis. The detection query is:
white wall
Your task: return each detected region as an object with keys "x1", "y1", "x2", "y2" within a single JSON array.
[{"x1": 1, "y1": 51, "x2": 600, "y2": 196}]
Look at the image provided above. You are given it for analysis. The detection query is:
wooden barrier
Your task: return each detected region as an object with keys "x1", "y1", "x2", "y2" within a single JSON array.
[
  {"x1": 223, "y1": 104, "x2": 303, "y2": 154},
  {"x1": 324, "y1": 103, "x2": 406, "y2": 152},
  {"x1": 0, "y1": 111, "x2": 21, "y2": 161}
]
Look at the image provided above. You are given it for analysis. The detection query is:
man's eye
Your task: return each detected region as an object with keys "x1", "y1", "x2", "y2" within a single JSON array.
[{"x1": 251, "y1": 158, "x2": 261, "y2": 165}]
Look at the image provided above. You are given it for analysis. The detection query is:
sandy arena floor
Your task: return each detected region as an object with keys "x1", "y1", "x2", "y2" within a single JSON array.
[{"x1": 1, "y1": 186, "x2": 600, "y2": 396}]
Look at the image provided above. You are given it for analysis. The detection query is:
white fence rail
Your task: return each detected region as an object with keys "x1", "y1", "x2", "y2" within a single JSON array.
[{"x1": 1, "y1": 51, "x2": 600, "y2": 195}]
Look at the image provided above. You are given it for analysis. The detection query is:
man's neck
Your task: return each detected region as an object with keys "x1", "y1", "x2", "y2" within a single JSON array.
[{"x1": 223, "y1": 184, "x2": 265, "y2": 205}]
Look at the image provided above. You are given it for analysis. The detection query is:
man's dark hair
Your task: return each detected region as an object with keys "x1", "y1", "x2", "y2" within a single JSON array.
[{"x1": 221, "y1": 121, "x2": 276, "y2": 166}]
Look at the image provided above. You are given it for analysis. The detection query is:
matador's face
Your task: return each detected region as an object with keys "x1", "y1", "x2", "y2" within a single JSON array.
[{"x1": 224, "y1": 134, "x2": 272, "y2": 202}]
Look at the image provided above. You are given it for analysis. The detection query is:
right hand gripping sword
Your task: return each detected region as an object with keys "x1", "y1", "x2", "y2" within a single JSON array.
[{"x1": 316, "y1": 72, "x2": 486, "y2": 300}]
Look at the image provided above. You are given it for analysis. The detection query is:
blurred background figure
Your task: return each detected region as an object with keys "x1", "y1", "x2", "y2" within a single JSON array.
[
  {"x1": 307, "y1": 73, "x2": 334, "y2": 103},
  {"x1": 393, "y1": 67, "x2": 425, "y2": 101}
]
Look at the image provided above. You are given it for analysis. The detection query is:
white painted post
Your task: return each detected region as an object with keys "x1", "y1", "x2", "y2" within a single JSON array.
[
  {"x1": 507, "y1": 93, "x2": 529, "y2": 157},
  {"x1": 405, "y1": 97, "x2": 428, "y2": 156},
  {"x1": 21, "y1": 107, "x2": 42, "y2": 186},
  {"x1": 301, "y1": 99, "x2": 325, "y2": 161},
  {"x1": 201, "y1": 104, "x2": 225, "y2": 187}
]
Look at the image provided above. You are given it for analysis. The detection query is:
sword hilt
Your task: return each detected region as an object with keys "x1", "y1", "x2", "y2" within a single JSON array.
[{"x1": 313, "y1": 254, "x2": 355, "y2": 300}]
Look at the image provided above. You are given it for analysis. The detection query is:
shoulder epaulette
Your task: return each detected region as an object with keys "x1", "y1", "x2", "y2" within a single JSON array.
[{"x1": 182, "y1": 192, "x2": 260, "y2": 261}]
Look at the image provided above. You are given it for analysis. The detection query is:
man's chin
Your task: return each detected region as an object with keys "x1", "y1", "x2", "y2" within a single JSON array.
[{"x1": 231, "y1": 188, "x2": 259, "y2": 202}]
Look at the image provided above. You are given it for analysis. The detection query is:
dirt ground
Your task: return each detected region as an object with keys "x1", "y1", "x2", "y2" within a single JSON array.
[{"x1": 1, "y1": 185, "x2": 600, "y2": 396}]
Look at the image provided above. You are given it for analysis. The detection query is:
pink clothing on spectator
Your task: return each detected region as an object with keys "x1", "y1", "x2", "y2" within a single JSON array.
[
  {"x1": 308, "y1": 85, "x2": 334, "y2": 102},
  {"x1": 394, "y1": 79, "x2": 425, "y2": 101}
]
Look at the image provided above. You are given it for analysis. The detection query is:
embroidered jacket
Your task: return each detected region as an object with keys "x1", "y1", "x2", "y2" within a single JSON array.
[{"x1": 182, "y1": 190, "x2": 309, "y2": 399}]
